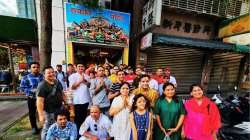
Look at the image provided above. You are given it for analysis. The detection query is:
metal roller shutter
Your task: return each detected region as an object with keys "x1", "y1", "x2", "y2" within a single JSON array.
[
  {"x1": 208, "y1": 52, "x2": 244, "y2": 93},
  {"x1": 147, "y1": 45, "x2": 205, "y2": 94}
]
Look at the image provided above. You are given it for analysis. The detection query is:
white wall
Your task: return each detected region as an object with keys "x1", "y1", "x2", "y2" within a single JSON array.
[{"x1": 36, "y1": 0, "x2": 66, "y2": 69}]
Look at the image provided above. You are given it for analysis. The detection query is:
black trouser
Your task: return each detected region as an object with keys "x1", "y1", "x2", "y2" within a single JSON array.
[
  {"x1": 74, "y1": 103, "x2": 89, "y2": 132},
  {"x1": 27, "y1": 97, "x2": 38, "y2": 129}
]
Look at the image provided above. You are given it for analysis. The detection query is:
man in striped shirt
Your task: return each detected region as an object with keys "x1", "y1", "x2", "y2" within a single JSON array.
[
  {"x1": 108, "y1": 70, "x2": 133, "y2": 103},
  {"x1": 20, "y1": 62, "x2": 44, "y2": 134}
]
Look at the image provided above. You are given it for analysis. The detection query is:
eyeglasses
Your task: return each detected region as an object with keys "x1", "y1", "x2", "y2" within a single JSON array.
[{"x1": 94, "y1": 124, "x2": 98, "y2": 131}]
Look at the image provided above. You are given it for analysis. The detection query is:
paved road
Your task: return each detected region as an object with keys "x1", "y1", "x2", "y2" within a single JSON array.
[{"x1": 0, "y1": 101, "x2": 27, "y2": 132}]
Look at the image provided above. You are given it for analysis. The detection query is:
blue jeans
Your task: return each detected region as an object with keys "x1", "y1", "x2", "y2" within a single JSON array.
[{"x1": 41, "y1": 112, "x2": 55, "y2": 140}]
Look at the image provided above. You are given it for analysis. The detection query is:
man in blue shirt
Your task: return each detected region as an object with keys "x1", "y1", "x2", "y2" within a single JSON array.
[
  {"x1": 55, "y1": 64, "x2": 67, "y2": 90},
  {"x1": 46, "y1": 109, "x2": 77, "y2": 140},
  {"x1": 20, "y1": 62, "x2": 43, "y2": 134}
]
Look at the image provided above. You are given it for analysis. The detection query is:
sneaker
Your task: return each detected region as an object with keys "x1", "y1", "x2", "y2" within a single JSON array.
[{"x1": 32, "y1": 128, "x2": 40, "y2": 135}]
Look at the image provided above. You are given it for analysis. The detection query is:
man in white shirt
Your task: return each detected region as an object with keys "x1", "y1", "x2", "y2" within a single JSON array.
[
  {"x1": 79, "y1": 105, "x2": 112, "y2": 140},
  {"x1": 69, "y1": 63, "x2": 91, "y2": 135},
  {"x1": 165, "y1": 67, "x2": 177, "y2": 88},
  {"x1": 149, "y1": 77, "x2": 159, "y2": 91}
]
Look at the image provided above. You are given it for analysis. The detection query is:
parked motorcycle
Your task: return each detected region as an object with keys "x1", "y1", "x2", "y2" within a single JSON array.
[{"x1": 211, "y1": 85, "x2": 250, "y2": 140}]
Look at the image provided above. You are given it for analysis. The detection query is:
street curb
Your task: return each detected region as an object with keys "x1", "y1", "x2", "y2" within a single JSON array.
[
  {"x1": 0, "y1": 96, "x2": 27, "y2": 101},
  {"x1": 0, "y1": 113, "x2": 29, "y2": 140}
]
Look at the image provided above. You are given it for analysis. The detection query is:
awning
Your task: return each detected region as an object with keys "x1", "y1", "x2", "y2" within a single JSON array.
[
  {"x1": 233, "y1": 44, "x2": 250, "y2": 53},
  {"x1": 153, "y1": 34, "x2": 234, "y2": 50},
  {"x1": 0, "y1": 15, "x2": 38, "y2": 45}
]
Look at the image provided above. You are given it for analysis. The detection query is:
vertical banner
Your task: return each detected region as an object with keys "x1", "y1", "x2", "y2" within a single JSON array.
[
  {"x1": 66, "y1": 42, "x2": 74, "y2": 64},
  {"x1": 142, "y1": 0, "x2": 162, "y2": 32}
]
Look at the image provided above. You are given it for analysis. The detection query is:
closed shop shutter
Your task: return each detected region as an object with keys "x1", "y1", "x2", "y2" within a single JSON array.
[
  {"x1": 208, "y1": 52, "x2": 244, "y2": 93},
  {"x1": 147, "y1": 45, "x2": 205, "y2": 94}
]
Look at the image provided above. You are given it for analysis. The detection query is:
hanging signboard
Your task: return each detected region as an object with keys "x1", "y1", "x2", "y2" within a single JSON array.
[
  {"x1": 64, "y1": 2, "x2": 130, "y2": 47},
  {"x1": 140, "y1": 32, "x2": 152, "y2": 50},
  {"x1": 142, "y1": 0, "x2": 162, "y2": 32},
  {"x1": 219, "y1": 14, "x2": 250, "y2": 38}
]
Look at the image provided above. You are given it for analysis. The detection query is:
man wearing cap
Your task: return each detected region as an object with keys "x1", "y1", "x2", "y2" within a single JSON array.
[
  {"x1": 165, "y1": 67, "x2": 177, "y2": 88},
  {"x1": 124, "y1": 67, "x2": 136, "y2": 84}
]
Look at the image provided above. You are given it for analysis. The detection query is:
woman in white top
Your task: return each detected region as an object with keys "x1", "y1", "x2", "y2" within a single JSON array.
[{"x1": 109, "y1": 82, "x2": 134, "y2": 140}]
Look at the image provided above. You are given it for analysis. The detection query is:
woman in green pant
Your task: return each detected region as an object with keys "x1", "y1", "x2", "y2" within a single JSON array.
[{"x1": 153, "y1": 82, "x2": 186, "y2": 140}]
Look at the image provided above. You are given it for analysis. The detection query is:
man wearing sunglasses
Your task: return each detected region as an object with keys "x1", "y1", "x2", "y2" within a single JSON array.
[{"x1": 79, "y1": 105, "x2": 112, "y2": 140}]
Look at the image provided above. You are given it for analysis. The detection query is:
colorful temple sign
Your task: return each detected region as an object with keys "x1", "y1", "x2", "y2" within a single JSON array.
[{"x1": 65, "y1": 3, "x2": 131, "y2": 47}]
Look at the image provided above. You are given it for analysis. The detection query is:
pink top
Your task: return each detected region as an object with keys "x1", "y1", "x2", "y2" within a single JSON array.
[{"x1": 184, "y1": 102, "x2": 214, "y2": 140}]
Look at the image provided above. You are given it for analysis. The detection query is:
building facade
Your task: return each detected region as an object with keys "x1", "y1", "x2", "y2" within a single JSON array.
[
  {"x1": 0, "y1": 0, "x2": 38, "y2": 70},
  {"x1": 35, "y1": 0, "x2": 133, "y2": 69},
  {"x1": 132, "y1": 0, "x2": 250, "y2": 93}
]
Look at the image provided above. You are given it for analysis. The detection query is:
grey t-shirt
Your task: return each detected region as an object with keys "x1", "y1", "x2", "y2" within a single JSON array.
[
  {"x1": 37, "y1": 80, "x2": 63, "y2": 113},
  {"x1": 90, "y1": 77, "x2": 112, "y2": 108}
]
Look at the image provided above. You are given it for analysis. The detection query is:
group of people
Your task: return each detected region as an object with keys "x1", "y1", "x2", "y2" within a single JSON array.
[{"x1": 20, "y1": 61, "x2": 221, "y2": 140}]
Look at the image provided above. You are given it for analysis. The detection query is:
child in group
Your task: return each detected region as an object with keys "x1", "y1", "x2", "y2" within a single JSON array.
[{"x1": 130, "y1": 94, "x2": 153, "y2": 140}]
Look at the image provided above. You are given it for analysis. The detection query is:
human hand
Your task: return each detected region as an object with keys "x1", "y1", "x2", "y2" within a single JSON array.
[
  {"x1": 161, "y1": 127, "x2": 168, "y2": 136},
  {"x1": 114, "y1": 92, "x2": 120, "y2": 96},
  {"x1": 121, "y1": 96, "x2": 127, "y2": 107},
  {"x1": 125, "y1": 96, "x2": 130, "y2": 107},
  {"x1": 99, "y1": 79, "x2": 105, "y2": 86},
  {"x1": 212, "y1": 131, "x2": 217, "y2": 140},
  {"x1": 91, "y1": 135, "x2": 99, "y2": 140},
  {"x1": 167, "y1": 128, "x2": 177, "y2": 135},
  {"x1": 181, "y1": 130, "x2": 185, "y2": 140},
  {"x1": 38, "y1": 114, "x2": 45, "y2": 124},
  {"x1": 79, "y1": 75, "x2": 84, "y2": 82}
]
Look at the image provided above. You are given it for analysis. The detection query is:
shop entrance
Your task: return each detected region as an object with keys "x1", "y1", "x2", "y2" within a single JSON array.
[{"x1": 73, "y1": 43, "x2": 123, "y2": 65}]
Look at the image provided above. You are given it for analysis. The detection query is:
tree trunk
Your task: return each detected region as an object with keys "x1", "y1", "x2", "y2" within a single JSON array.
[{"x1": 39, "y1": 0, "x2": 52, "y2": 70}]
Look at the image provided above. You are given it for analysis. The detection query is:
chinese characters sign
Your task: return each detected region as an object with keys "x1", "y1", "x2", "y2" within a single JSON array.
[
  {"x1": 142, "y1": 0, "x2": 162, "y2": 32},
  {"x1": 155, "y1": 12, "x2": 215, "y2": 39},
  {"x1": 65, "y1": 3, "x2": 130, "y2": 47},
  {"x1": 162, "y1": 18, "x2": 212, "y2": 34}
]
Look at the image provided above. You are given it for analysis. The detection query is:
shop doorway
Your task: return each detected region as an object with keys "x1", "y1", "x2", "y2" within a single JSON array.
[{"x1": 73, "y1": 43, "x2": 123, "y2": 66}]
